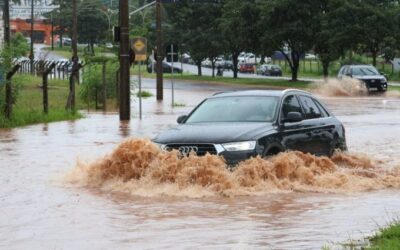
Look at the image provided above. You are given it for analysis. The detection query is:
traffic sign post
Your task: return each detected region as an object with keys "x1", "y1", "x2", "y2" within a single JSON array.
[
  {"x1": 166, "y1": 44, "x2": 178, "y2": 107},
  {"x1": 131, "y1": 37, "x2": 148, "y2": 119}
]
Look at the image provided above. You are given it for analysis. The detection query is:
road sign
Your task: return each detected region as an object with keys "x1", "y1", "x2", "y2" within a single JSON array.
[
  {"x1": 131, "y1": 37, "x2": 147, "y2": 62},
  {"x1": 166, "y1": 44, "x2": 179, "y2": 62}
]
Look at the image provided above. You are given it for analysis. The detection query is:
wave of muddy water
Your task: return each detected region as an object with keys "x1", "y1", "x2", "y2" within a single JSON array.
[
  {"x1": 2, "y1": 80, "x2": 400, "y2": 249},
  {"x1": 67, "y1": 139, "x2": 400, "y2": 198}
]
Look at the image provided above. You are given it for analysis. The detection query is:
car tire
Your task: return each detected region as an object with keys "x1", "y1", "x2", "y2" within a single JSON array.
[{"x1": 263, "y1": 146, "x2": 283, "y2": 158}]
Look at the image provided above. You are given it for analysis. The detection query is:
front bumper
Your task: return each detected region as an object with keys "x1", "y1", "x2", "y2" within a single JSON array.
[
  {"x1": 219, "y1": 150, "x2": 257, "y2": 165},
  {"x1": 160, "y1": 142, "x2": 260, "y2": 166},
  {"x1": 362, "y1": 79, "x2": 387, "y2": 91}
]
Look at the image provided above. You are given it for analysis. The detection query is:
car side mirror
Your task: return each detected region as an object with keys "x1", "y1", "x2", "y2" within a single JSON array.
[
  {"x1": 177, "y1": 115, "x2": 187, "y2": 124},
  {"x1": 283, "y1": 112, "x2": 303, "y2": 123}
]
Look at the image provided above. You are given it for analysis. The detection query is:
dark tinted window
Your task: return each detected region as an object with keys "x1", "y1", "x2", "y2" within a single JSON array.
[
  {"x1": 313, "y1": 99, "x2": 330, "y2": 117},
  {"x1": 298, "y1": 95, "x2": 321, "y2": 119},
  {"x1": 186, "y1": 96, "x2": 279, "y2": 123},
  {"x1": 340, "y1": 66, "x2": 349, "y2": 75},
  {"x1": 281, "y1": 95, "x2": 303, "y2": 120},
  {"x1": 351, "y1": 66, "x2": 379, "y2": 76}
]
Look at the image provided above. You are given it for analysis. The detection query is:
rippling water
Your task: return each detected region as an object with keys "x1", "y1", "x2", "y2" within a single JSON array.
[{"x1": 1, "y1": 82, "x2": 400, "y2": 249}]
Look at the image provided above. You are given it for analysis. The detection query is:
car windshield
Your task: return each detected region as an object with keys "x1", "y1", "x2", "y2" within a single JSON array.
[
  {"x1": 351, "y1": 66, "x2": 379, "y2": 76},
  {"x1": 185, "y1": 96, "x2": 279, "y2": 123}
]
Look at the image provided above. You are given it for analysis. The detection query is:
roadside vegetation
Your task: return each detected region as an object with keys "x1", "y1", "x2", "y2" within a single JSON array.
[
  {"x1": 323, "y1": 221, "x2": 400, "y2": 249},
  {"x1": 367, "y1": 222, "x2": 400, "y2": 249},
  {"x1": 0, "y1": 74, "x2": 82, "y2": 128},
  {"x1": 43, "y1": 45, "x2": 116, "y2": 59},
  {"x1": 165, "y1": 74, "x2": 311, "y2": 89}
]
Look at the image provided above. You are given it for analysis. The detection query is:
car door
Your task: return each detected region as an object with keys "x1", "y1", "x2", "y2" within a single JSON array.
[
  {"x1": 278, "y1": 94, "x2": 314, "y2": 153},
  {"x1": 297, "y1": 95, "x2": 335, "y2": 155}
]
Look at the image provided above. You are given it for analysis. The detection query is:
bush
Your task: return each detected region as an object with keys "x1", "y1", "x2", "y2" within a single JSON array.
[{"x1": 80, "y1": 61, "x2": 119, "y2": 107}]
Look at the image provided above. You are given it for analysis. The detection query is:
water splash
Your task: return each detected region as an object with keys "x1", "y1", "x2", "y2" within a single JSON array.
[
  {"x1": 311, "y1": 77, "x2": 400, "y2": 98},
  {"x1": 66, "y1": 139, "x2": 400, "y2": 198},
  {"x1": 311, "y1": 78, "x2": 368, "y2": 97}
]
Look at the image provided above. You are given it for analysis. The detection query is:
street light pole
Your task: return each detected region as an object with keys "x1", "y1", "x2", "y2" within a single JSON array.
[
  {"x1": 119, "y1": 0, "x2": 130, "y2": 120},
  {"x1": 30, "y1": 0, "x2": 34, "y2": 74},
  {"x1": 156, "y1": 0, "x2": 163, "y2": 100}
]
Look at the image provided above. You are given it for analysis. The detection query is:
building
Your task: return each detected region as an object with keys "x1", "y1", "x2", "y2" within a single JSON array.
[{"x1": 10, "y1": 0, "x2": 57, "y2": 45}]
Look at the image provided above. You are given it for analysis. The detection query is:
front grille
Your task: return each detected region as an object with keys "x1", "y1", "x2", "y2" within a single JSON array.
[
  {"x1": 363, "y1": 79, "x2": 382, "y2": 88},
  {"x1": 165, "y1": 144, "x2": 217, "y2": 156}
]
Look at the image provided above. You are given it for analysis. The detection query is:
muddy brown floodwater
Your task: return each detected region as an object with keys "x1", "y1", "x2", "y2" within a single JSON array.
[{"x1": 1, "y1": 80, "x2": 400, "y2": 249}]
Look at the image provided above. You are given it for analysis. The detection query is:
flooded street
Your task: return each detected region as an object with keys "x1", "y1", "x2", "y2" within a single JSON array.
[{"x1": 1, "y1": 80, "x2": 400, "y2": 249}]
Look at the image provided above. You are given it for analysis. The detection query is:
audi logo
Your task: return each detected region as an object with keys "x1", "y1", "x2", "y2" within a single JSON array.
[{"x1": 178, "y1": 146, "x2": 199, "y2": 156}]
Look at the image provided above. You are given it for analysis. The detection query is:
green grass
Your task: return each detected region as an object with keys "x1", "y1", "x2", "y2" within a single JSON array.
[
  {"x1": 0, "y1": 74, "x2": 84, "y2": 128},
  {"x1": 367, "y1": 222, "x2": 400, "y2": 250},
  {"x1": 43, "y1": 46, "x2": 116, "y2": 58},
  {"x1": 136, "y1": 90, "x2": 153, "y2": 98},
  {"x1": 173, "y1": 102, "x2": 186, "y2": 107},
  {"x1": 164, "y1": 74, "x2": 312, "y2": 89}
]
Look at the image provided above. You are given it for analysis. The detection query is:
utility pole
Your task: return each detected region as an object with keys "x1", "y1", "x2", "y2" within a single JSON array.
[
  {"x1": 4, "y1": 0, "x2": 10, "y2": 46},
  {"x1": 3, "y1": 0, "x2": 11, "y2": 118},
  {"x1": 119, "y1": 0, "x2": 130, "y2": 120},
  {"x1": 51, "y1": 13, "x2": 54, "y2": 51},
  {"x1": 156, "y1": 0, "x2": 163, "y2": 100},
  {"x1": 30, "y1": 0, "x2": 34, "y2": 74},
  {"x1": 66, "y1": 0, "x2": 78, "y2": 110}
]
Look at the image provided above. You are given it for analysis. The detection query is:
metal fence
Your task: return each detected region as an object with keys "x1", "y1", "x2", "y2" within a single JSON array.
[{"x1": 17, "y1": 60, "x2": 75, "y2": 80}]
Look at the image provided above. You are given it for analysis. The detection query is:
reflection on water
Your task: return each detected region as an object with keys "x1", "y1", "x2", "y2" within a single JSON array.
[{"x1": 1, "y1": 85, "x2": 400, "y2": 249}]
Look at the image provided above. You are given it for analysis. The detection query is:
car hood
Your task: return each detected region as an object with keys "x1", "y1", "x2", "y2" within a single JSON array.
[
  {"x1": 153, "y1": 122, "x2": 274, "y2": 144},
  {"x1": 353, "y1": 75, "x2": 386, "y2": 81}
]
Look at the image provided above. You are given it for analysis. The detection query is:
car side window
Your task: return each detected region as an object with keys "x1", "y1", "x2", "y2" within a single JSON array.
[
  {"x1": 339, "y1": 67, "x2": 344, "y2": 76},
  {"x1": 313, "y1": 99, "x2": 330, "y2": 117},
  {"x1": 281, "y1": 95, "x2": 303, "y2": 120},
  {"x1": 298, "y1": 95, "x2": 322, "y2": 119}
]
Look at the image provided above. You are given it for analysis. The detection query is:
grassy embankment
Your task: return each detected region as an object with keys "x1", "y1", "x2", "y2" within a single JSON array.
[
  {"x1": 47, "y1": 45, "x2": 400, "y2": 81},
  {"x1": 43, "y1": 46, "x2": 116, "y2": 59},
  {"x1": 0, "y1": 74, "x2": 85, "y2": 128},
  {"x1": 129, "y1": 66, "x2": 312, "y2": 89},
  {"x1": 367, "y1": 222, "x2": 400, "y2": 249},
  {"x1": 274, "y1": 55, "x2": 400, "y2": 81},
  {"x1": 332, "y1": 221, "x2": 400, "y2": 250}
]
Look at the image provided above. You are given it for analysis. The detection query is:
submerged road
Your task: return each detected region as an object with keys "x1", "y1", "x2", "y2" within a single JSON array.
[{"x1": 1, "y1": 78, "x2": 400, "y2": 249}]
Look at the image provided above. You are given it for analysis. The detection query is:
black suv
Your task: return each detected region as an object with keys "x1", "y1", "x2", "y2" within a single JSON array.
[
  {"x1": 153, "y1": 90, "x2": 347, "y2": 165},
  {"x1": 337, "y1": 65, "x2": 388, "y2": 92}
]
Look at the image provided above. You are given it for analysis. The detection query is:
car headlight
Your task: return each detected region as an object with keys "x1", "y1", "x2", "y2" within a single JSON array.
[{"x1": 222, "y1": 141, "x2": 256, "y2": 151}]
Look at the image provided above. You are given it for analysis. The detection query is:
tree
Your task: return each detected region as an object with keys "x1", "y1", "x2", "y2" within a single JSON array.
[
  {"x1": 10, "y1": 32, "x2": 29, "y2": 58},
  {"x1": 77, "y1": 0, "x2": 108, "y2": 54},
  {"x1": 260, "y1": 0, "x2": 316, "y2": 81},
  {"x1": 219, "y1": 0, "x2": 255, "y2": 78},
  {"x1": 47, "y1": 0, "x2": 73, "y2": 48},
  {"x1": 313, "y1": 0, "x2": 343, "y2": 78},
  {"x1": 165, "y1": 1, "x2": 225, "y2": 76},
  {"x1": 358, "y1": 0, "x2": 397, "y2": 66}
]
